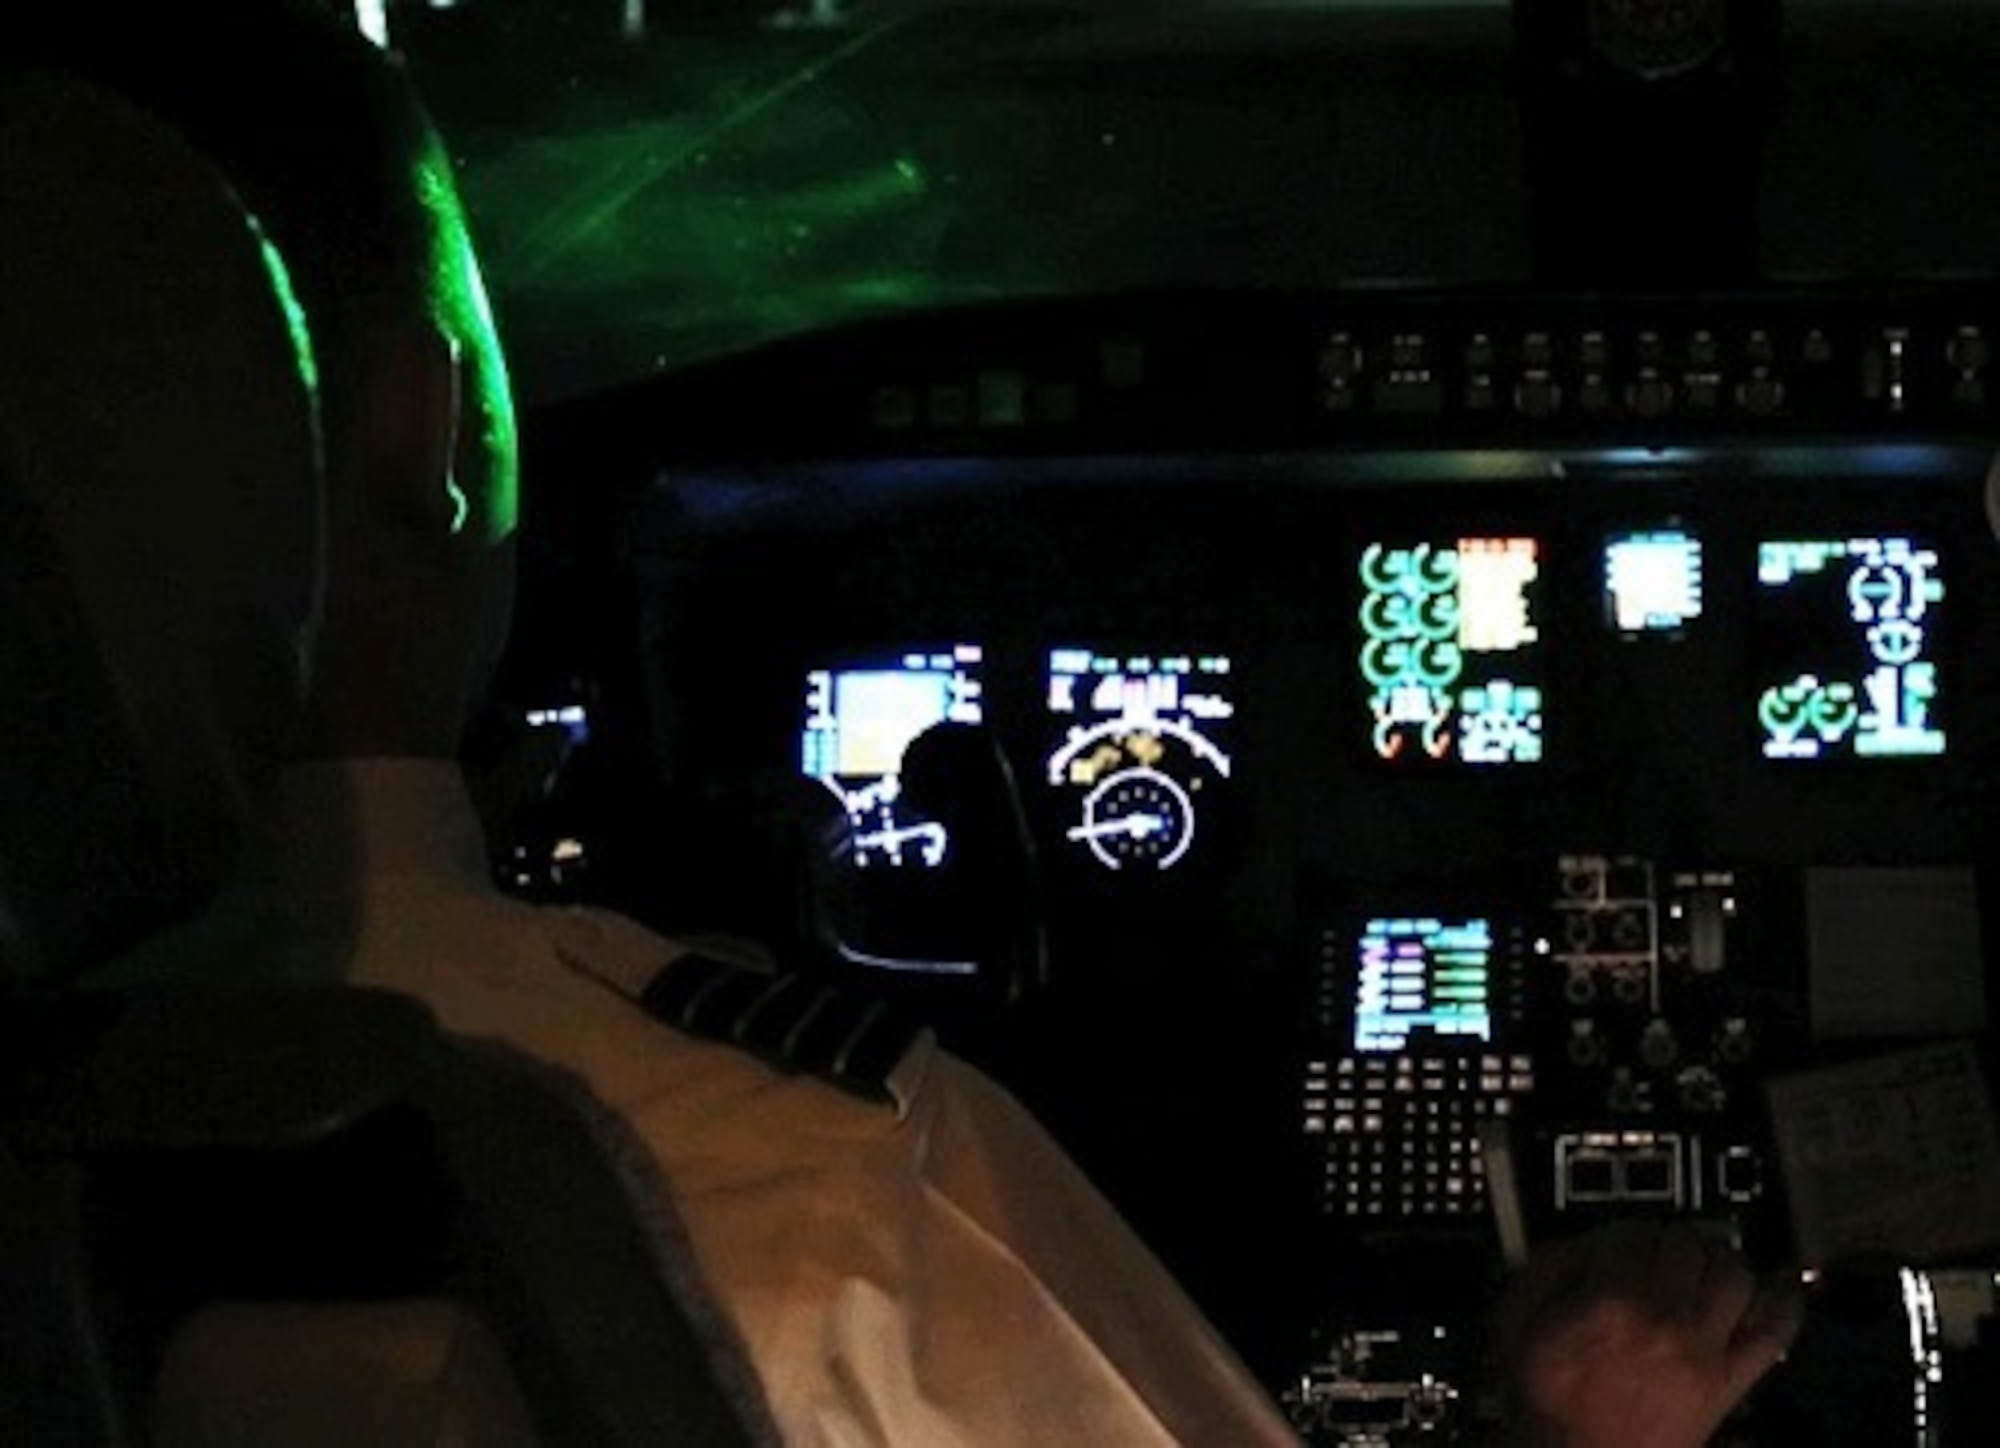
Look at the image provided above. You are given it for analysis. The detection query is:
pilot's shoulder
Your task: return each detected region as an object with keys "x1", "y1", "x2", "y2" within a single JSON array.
[{"x1": 551, "y1": 907, "x2": 935, "y2": 1115}]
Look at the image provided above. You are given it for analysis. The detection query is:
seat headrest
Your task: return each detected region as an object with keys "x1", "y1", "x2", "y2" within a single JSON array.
[{"x1": 0, "y1": 70, "x2": 323, "y2": 989}]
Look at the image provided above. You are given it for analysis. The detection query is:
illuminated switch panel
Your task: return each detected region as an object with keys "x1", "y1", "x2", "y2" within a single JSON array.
[
  {"x1": 1303, "y1": 1053, "x2": 1535, "y2": 1219},
  {"x1": 1547, "y1": 1129, "x2": 1766, "y2": 1218},
  {"x1": 1306, "y1": 915, "x2": 1534, "y2": 1220},
  {"x1": 1554, "y1": 1129, "x2": 1689, "y2": 1209}
]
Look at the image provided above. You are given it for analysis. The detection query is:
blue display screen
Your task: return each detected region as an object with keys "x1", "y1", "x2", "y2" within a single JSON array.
[
  {"x1": 802, "y1": 645, "x2": 984, "y2": 867},
  {"x1": 1352, "y1": 916, "x2": 1496, "y2": 1054}
]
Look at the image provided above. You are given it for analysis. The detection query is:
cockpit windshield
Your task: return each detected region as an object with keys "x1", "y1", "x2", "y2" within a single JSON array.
[{"x1": 395, "y1": 0, "x2": 2000, "y2": 402}]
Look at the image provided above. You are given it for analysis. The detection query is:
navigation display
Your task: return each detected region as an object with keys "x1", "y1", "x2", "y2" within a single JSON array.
[
  {"x1": 803, "y1": 645, "x2": 984, "y2": 867},
  {"x1": 1754, "y1": 536, "x2": 1944, "y2": 761},
  {"x1": 1359, "y1": 537, "x2": 1544, "y2": 765},
  {"x1": 1045, "y1": 648, "x2": 1233, "y2": 873},
  {"x1": 1352, "y1": 916, "x2": 1496, "y2": 1054}
]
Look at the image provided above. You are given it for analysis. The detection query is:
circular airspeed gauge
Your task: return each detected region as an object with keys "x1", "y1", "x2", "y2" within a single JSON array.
[{"x1": 1068, "y1": 767, "x2": 1195, "y2": 871}]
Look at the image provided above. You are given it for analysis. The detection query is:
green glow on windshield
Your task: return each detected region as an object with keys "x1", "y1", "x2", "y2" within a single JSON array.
[
  {"x1": 451, "y1": 30, "x2": 1060, "y2": 395},
  {"x1": 507, "y1": 10, "x2": 917, "y2": 288}
]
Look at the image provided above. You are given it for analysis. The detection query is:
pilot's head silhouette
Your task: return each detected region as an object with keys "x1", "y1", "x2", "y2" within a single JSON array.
[{"x1": 27, "y1": 0, "x2": 522, "y2": 762}]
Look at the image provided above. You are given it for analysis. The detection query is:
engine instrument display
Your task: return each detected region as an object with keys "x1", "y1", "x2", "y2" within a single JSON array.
[
  {"x1": 1359, "y1": 538, "x2": 1544, "y2": 765},
  {"x1": 1754, "y1": 536, "x2": 1945, "y2": 761},
  {"x1": 803, "y1": 645, "x2": 984, "y2": 867},
  {"x1": 1044, "y1": 648, "x2": 1233, "y2": 873}
]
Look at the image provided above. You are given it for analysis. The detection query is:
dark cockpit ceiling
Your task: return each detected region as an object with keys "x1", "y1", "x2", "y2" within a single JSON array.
[{"x1": 407, "y1": 3, "x2": 2000, "y2": 1443}]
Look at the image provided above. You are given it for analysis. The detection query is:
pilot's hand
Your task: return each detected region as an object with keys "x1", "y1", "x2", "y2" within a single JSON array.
[{"x1": 1491, "y1": 1220, "x2": 1804, "y2": 1448}]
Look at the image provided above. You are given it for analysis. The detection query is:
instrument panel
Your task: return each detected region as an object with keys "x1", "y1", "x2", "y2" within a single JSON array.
[
  {"x1": 508, "y1": 289, "x2": 2000, "y2": 1443},
  {"x1": 590, "y1": 441, "x2": 2000, "y2": 1444},
  {"x1": 633, "y1": 452, "x2": 1993, "y2": 895}
]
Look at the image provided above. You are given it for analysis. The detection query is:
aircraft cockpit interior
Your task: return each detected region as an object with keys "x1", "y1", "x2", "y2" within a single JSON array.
[
  {"x1": 511, "y1": 307, "x2": 2000, "y2": 1443},
  {"x1": 430, "y1": 0, "x2": 2000, "y2": 1439},
  {"x1": 14, "y1": 1, "x2": 2000, "y2": 1443},
  {"x1": 444, "y1": 2, "x2": 2000, "y2": 1438}
]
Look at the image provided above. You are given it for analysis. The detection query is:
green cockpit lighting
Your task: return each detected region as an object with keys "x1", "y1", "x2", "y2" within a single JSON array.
[
  {"x1": 433, "y1": 26, "x2": 1065, "y2": 399},
  {"x1": 418, "y1": 144, "x2": 519, "y2": 543}
]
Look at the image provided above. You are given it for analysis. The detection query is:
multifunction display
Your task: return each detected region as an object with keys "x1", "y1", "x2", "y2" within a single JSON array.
[
  {"x1": 802, "y1": 645, "x2": 984, "y2": 868},
  {"x1": 1754, "y1": 536, "x2": 1944, "y2": 761},
  {"x1": 1605, "y1": 529, "x2": 1704, "y2": 636},
  {"x1": 1044, "y1": 648, "x2": 1234, "y2": 873},
  {"x1": 1359, "y1": 538, "x2": 1545, "y2": 766},
  {"x1": 1352, "y1": 916, "x2": 1497, "y2": 1055}
]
